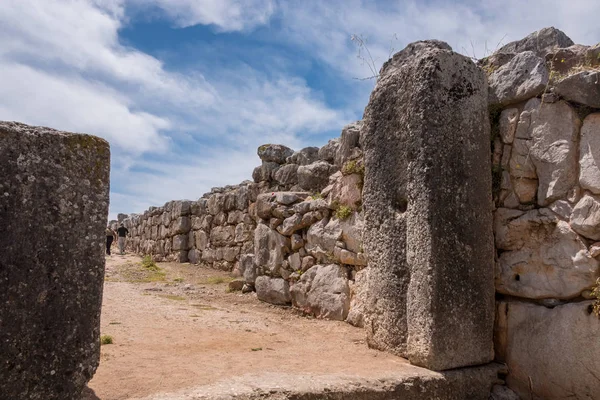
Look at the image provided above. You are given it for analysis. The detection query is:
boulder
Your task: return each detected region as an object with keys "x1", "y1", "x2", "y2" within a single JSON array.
[
  {"x1": 272, "y1": 163, "x2": 299, "y2": 187},
  {"x1": 554, "y1": 71, "x2": 600, "y2": 108},
  {"x1": 496, "y1": 27, "x2": 574, "y2": 58},
  {"x1": 257, "y1": 144, "x2": 294, "y2": 164},
  {"x1": 579, "y1": 113, "x2": 600, "y2": 194},
  {"x1": 494, "y1": 208, "x2": 598, "y2": 299},
  {"x1": 0, "y1": 122, "x2": 110, "y2": 399},
  {"x1": 327, "y1": 171, "x2": 363, "y2": 210},
  {"x1": 255, "y1": 276, "x2": 291, "y2": 305},
  {"x1": 287, "y1": 146, "x2": 319, "y2": 166},
  {"x1": 488, "y1": 51, "x2": 549, "y2": 106},
  {"x1": 306, "y1": 218, "x2": 342, "y2": 258},
  {"x1": 297, "y1": 161, "x2": 335, "y2": 192},
  {"x1": 504, "y1": 301, "x2": 600, "y2": 400},
  {"x1": 252, "y1": 161, "x2": 280, "y2": 183},
  {"x1": 210, "y1": 226, "x2": 235, "y2": 247},
  {"x1": 172, "y1": 234, "x2": 189, "y2": 251},
  {"x1": 570, "y1": 194, "x2": 600, "y2": 240},
  {"x1": 171, "y1": 216, "x2": 191, "y2": 235},
  {"x1": 318, "y1": 138, "x2": 340, "y2": 163},
  {"x1": 361, "y1": 40, "x2": 494, "y2": 370},
  {"x1": 254, "y1": 224, "x2": 290, "y2": 275},
  {"x1": 290, "y1": 264, "x2": 350, "y2": 320},
  {"x1": 240, "y1": 254, "x2": 257, "y2": 284},
  {"x1": 335, "y1": 121, "x2": 362, "y2": 167}
]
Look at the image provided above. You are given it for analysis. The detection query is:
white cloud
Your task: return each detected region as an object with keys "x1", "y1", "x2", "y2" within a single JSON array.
[{"x1": 130, "y1": 0, "x2": 275, "y2": 31}]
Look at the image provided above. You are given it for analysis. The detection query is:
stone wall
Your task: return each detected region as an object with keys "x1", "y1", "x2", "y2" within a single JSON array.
[
  {"x1": 0, "y1": 122, "x2": 110, "y2": 399},
  {"x1": 484, "y1": 28, "x2": 600, "y2": 399}
]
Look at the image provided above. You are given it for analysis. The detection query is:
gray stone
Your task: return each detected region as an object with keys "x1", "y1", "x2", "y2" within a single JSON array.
[
  {"x1": 256, "y1": 193, "x2": 276, "y2": 220},
  {"x1": 327, "y1": 171, "x2": 363, "y2": 210},
  {"x1": 210, "y1": 226, "x2": 235, "y2": 247},
  {"x1": 335, "y1": 121, "x2": 362, "y2": 167},
  {"x1": 554, "y1": 71, "x2": 600, "y2": 108},
  {"x1": 255, "y1": 276, "x2": 291, "y2": 305},
  {"x1": 318, "y1": 138, "x2": 340, "y2": 163},
  {"x1": 549, "y1": 200, "x2": 573, "y2": 220},
  {"x1": 288, "y1": 252, "x2": 302, "y2": 271},
  {"x1": 490, "y1": 385, "x2": 521, "y2": 400},
  {"x1": 297, "y1": 161, "x2": 334, "y2": 192},
  {"x1": 172, "y1": 234, "x2": 189, "y2": 251},
  {"x1": 257, "y1": 144, "x2": 294, "y2": 164},
  {"x1": 275, "y1": 192, "x2": 307, "y2": 205},
  {"x1": 207, "y1": 193, "x2": 224, "y2": 216},
  {"x1": 187, "y1": 249, "x2": 201, "y2": 264},
  {"x1": 496, "y1": 27, "x2": 574, "y2": 58},
  {"x1": 570, "y1": 194, "x2": 600, "y2": 240},
  {"x1": 346, "y1": 268, "x2": 368, "y2": 328},
  {"x1": 291, "y1": 234, "x2": 304, "y2": 251},
  {"x1": 579, "y1": 113, "x2": 600, "y2": 194},
  {"x1": 272, "y1": 163, "x2": 299, "y2": 187},
  {"x1": 488, "y1": 51, "x2": 549, "y2": 106},
  {"x1": 287, "y1": 146, "x2": 319, "y2": 166},
  {"x1": 195, "y1": 230, "x2": 209, "y2": 250},
  {"x1": 0, "y1": 121, "x2": 110, "y2": 400},
  {"x1": 504, "y1": 301, "x2": 600, "y2": 400},
  {"x1": 495, "y1": 208, "x2": 598, "y2": 299},
  {"x1": 240, "y1": 254, "x2": 257, "y2": 284},
  {"x1": 499, "y1": 108, "x2": 519, "y2": 144},
  {"x1": 361, "y1": 41, "x2": 494, "y2": 370},
  {"x1": 290, "y1": 264, "x2": 350, "y2": 320},
  {"x1": 171, "y1": 216, "x2": 191, "y2": 235},
  {"x1": 306, "y1": 218, "x2": 342, "y2": 259},
  {"x1": 254, "y1": 224, "x2": 290, "y2": 275},
  {"x1": 172, "y1": 200, "x2": 191, "y2": 217},
  {"x1": 252, "y1": 161, "x2": 280, "y2": 183}
]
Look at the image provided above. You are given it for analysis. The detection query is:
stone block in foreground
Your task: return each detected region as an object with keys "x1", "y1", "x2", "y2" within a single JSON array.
[
  {"x1": 362, "y1": 41, "x2": 494, "y2": 370},
  {"x1": 0, "y1": 122, "x2": 110, "y2": 399}
]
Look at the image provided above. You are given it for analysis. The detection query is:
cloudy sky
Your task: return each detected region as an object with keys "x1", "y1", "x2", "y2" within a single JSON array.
[{"x1": 1, "y1": 0, "x2": 599, "y2": 219}]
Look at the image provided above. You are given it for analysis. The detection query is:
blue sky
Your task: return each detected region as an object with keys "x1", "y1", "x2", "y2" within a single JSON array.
[{"x1": 1, "y1": 0, "x2": 599, "y2": 219}]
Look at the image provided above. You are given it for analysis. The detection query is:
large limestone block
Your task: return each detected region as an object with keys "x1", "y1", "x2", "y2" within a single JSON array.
[
  {"x1": 326, "y1": 171, "x2": 363, "y2": 210},
  {"x1": 496, "y1": 27, "x2": 574, "y2": 58},
  {"x1": 0, "y1": 122, "x2": 110, "y2": 399},
  {"x1": 361, "y1": 41, "x2": 494, "y2": 370},
  {"x1": 554, "y1": 71, "x2": 600, "y2": 109},
  {"x1": 252, "y1": 161, "x2": 279, "y2": 183},
  {"x1": 255, "y1": 276, "x2": 291, "y2": 305},
  {"x1": 254, "y1": 224, "x2": 290, "y2": 275},
  {"x1": 297, "y1": 161, "x2": 334, "y2": 192},
  {"x1": 335, "y1": 121, "x2": 362, "y2": 167},
  {"x1": 286, "y1": 146, "x2": 319, "y2": 166},
  {"x1": 495, "y1": 208, "x2": 598, "y2": 299},
  {"x1": 257, "y1": 144, "x2": 294, "y2": 164},
  {"x1": 317, "y1": 138, "x2": 340, "y2": 163},
  {"x1": 505, "y1": 301, "x2": 600, "y2": 400},
  {"x1": 306, "y1": 218, "x2": 342, "y2": 259},
  {"x1": 290, "y1": 264, "x2": 350, "y2": 320},
  {"x1": 512, "y1": 99, "x2": 580, "y2": 205},
  {"x1": 579, "y1": 113, "x2": 600, "y2": 194},
  {"x1": 272, "y1": 163, "x2": 299, "y2": 187},
  {"x1": 210, "y1": 225, "x2": 236, "y2": 247},
  {"x1": 570, "y1": 194, "x2": 600, "y2": 240},
  {"x1": 488, "y1": 51, "x2": 549, "y2": 106}
]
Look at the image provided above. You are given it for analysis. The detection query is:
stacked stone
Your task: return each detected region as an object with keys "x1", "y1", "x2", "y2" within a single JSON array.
[{"x1": 484, "y1": 27, "x2": 600, "y2": 400}]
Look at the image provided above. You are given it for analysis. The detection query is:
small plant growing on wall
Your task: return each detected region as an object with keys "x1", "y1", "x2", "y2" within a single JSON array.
[
  {"x1": 335, "y1": 205, "x2": 353, "y2": 220},
  {"x1": 591, "y1": 278, "x2": 600, "y2": 317}
]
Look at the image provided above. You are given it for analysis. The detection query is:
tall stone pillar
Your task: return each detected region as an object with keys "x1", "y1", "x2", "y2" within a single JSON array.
[
  {"x1": 362, "y1": 41, "x2": 494, "y2": 370},
  {"x1": 0, "y1": 122, "x2": 110, "y2": 399}
]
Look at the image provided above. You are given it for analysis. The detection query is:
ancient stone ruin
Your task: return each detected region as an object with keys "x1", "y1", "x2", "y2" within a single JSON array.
[
  {"x1": 2, "y1": 26, "x2": 599, "y2": 400},
  {"x1": 0, "y1": 122, "x2": 110, "y2": 399}
]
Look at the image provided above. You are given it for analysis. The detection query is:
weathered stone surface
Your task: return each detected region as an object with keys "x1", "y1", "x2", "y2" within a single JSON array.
[
  {"x1": 290, "y1": 264, "x2": 350, "y2": 320},
  {"x1": 297, "y1": 161, "x2": 334, "y2": 192},
  {"x1": 590, "y1": 242, "x2": 600, "y2": 258},
  {"x1": 362, "y1": 41, "x2": 494, "y2": 370},
  {"x1": 254, "y1": 224, "x2": 290, "y2": 275},
  {"x1": 346, "y1": 268, "x2": 368, "y2": 328},
  {"x1": 287, "y1": 146, "x2": 319, "y2": 166},
  {"x1": 0, "y1": 122, "x2": 110, "y2": 399},
  {"x1": 570, "y1": 194, "x2": 600, "y2": 240},
  {"x1": 257, "y1": 144, "x2": 294, "y2": 164},
  {"x1": 272, "y1": 163, "x2": 299, "y2": 187},
  {"x1": 512, "y1": 177, "x2": 537, "y2": 204},
  {"x1": 490, "y1": 385, "x2": 521, "y2": 400},
  {"x1": 327, "y1": 171, "x2": 363, "y2": 210},
  {"x1": 210, "y1": 226, "x2": 235, "y2": 247},
  {"x1": 207, "y1": 193, "x2": 224, "y2": 216},
  {"x1": 488, "y1": 51, "x2": 549, "y2": 106},
  {"x1": 549, "y1": 199, "x2": 573, "y2": 220},
  {"x1": 172, "y1": 234, "x2": 189, "y2": 251},
  {"x1": 504, "y1": 301, "x2": 600, "y2": 400},
  {"x1": 256, "y1": 193, "x2": 276, "y2": 220},
  {"x1": 252, "y1": 161, "x2": 280, "y2": 183},
  {"x1": 499, "y1": 108, "x2": 519, "y2": 144},
  {"x1": 240, "y1": 254, "x2": 256, "y2": 284},
  {"x1": 496, "y1": 27, "x2": 574, "y2": 58},
  {"x1": 554, "y1": 70, "x2": 600, "y2": 108},
  {"x1": 513, "y1": 99, "x2": 580, "y2": 205},
  {"x1": 495, "y1": 208, "x2": 598, "y2": 299},
  {"x1": 318, "y1": 138, "x2": 340, "y2": 163},
  {"x1": 255, "y1": 276, "x2": 291, "y2": 305},
  {"x1": 306, "y1": 218, "x2": 342, "y2": 259},
  {"x1": 338, "y1": 212, "x2": 364, "y2": 254},
  {"x1": 172, "y1": 216, "x2": 191, "y2": 235},
  {"x1": 579, "y1": 113, "x2": 600, "y2": 194},
  {"x1": 335, "y1": 121, "x2": 362, "y2": 167}
]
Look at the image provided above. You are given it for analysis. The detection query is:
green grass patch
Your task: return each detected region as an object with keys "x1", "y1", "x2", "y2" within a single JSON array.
[
  {"x1": 335, "y1": 205, "x2": 353, "y2": 220},
  {"x1": 100, "y1": 335, "x2": 113, "y2": 345},
  {"x1": 251, "y1": 347, "x2": 263, "y2": 352},
  {"x1": 199, "y1": 276, "x2": 232, "y2": 285}
]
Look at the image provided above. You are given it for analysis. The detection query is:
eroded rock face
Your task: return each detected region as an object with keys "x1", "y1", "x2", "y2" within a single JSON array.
[
  {"x1": 570, "y1": 194, "x2": 600, "y2": 241},
  {"x1": 297, "y1": 161, "x2": 335, "y2": 192},
  {"x1": 488, "y1": 51, "x2": 549, "y2": 106},
  {"x1": 257, "y1": 144, "x2": 294, "y2": 164},
  {"x1": 290, "y1": 264, "x2": 350, "y2": 320},
  {"x1": 496, "y1": 27, "x2": 574, "y2": 58},
  {"x1": 0, "y1": 122, "x2": 110, "y2": 400},
  {"x1": 579, "y1": 113, "x2": 600, "y2": 194},
  {"x1": 554, "y1": 71, "x2": 600, "y2": 109},
  {"x1": 255, "y1": 276, "x2": 291, "y2": 305},
  {"x1": 362, "y1": 40, "x2": 494, "y2": 370},
  {"x1": 495, "y1": 208, "x2": 598, "y2": 299},
  {"x1": 504, "y1": 301, "x2": 600, "y2": 400}
]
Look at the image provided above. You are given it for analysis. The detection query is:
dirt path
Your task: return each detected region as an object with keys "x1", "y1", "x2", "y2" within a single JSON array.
[{"x1": 86, "y1": 255, "x2": 412, "y2": 400}]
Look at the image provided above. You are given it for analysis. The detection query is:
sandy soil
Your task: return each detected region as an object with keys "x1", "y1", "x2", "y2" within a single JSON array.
[{"x1": 86, "y1": 254, "x2": 411, "y2": 400}]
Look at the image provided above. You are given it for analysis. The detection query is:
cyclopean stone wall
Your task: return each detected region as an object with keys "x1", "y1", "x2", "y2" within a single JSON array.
[
  {"x1": 0, "y1": 122, "x2": 110, "y2": 400},
  {"x1": 483, "y1": 27, "x2": 600, "y2": 400}
]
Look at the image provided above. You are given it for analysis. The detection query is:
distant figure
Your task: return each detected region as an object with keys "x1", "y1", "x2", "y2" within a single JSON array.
[
  {"x1": 117, "y1": 223, "x2": 129, "y2": 255},
  {"x1": 105, "y1": 226, "x2": 115, "y2": 255}
]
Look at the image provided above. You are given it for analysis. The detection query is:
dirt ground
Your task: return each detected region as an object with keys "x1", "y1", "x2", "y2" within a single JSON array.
[{"x1": 86, "y1": 254, "x2": 412, "y2": 400}]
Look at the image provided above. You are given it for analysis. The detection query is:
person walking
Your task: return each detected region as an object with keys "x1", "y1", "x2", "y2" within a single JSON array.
[
  {"x1": 105, "y1": 226, "x2": 115, "y2": 255},
  {"x1": 117, "y1": 223, "x2": 129, "y2": 255}
]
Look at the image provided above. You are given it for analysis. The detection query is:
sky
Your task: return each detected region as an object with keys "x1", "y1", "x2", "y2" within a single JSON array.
[{"x1": 1, "y1": 0, "x2": 599, "y2": 220}]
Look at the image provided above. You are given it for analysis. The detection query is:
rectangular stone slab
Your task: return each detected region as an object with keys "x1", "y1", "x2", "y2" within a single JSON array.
[
  {"x1": 362, "y1": 41, "x2": 495, "y2": 370},
  {"x1": 0, "y1": 122, "x2": 110, "y2": 399}
]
